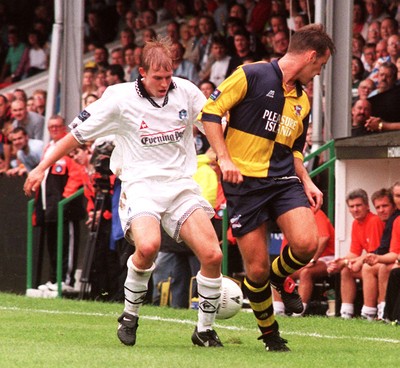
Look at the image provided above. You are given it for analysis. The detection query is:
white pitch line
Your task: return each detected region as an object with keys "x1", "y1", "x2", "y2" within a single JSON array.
[{"x1": 1, "y1": 306, "x2": 399, "y2": 344}]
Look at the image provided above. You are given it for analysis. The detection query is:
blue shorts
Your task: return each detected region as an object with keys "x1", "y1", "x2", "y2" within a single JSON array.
[{"x1": 222, "y1": 176, "x2": 310, "y2": 237}]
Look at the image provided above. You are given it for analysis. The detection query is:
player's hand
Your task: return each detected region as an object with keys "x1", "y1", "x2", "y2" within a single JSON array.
[
  {"x1": 304, "y1": 181, "x2": 323, "y2": 212},
  {"x1": 23, "y1": 167, "x2": 45, "y2": 196},
  {"x1": 218, "y1": 158, "x2": 243, "y2": 184}
]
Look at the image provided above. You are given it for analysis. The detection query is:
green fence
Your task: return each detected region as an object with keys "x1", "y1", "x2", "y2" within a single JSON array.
[
  {"x1": 26, "y1": 188, "x2": 84, "y2": 297},
  {"x1": 305, "y1": 140, "x2": 336, "y2": 224}
]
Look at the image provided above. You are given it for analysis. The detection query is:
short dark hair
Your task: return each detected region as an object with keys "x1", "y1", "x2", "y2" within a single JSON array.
[
  {"x1": 346, "y1": 188, "x2": 369, "y2": 205},
  {"x1": 379, "y1": 61, "x2": 398, "y2": 83},
  {"x1": 107, "y1": 64, "x2": 125, "y2": 82},
  {"x1": 371, "y1": 188, "x2": 394, "y2": 206},
  {"x1": 233, "y1": 29, "x2": 250, "y2": 41},
  {"x1": 212, "y1": 35, "x2": 227, "y2": 48},
  {"x1": 288, "y1": 23, "x2": 336, "y2": 58},
  {"x1": 12, "y1": 126, "x2": 28, "y2": 136},
  {"x1": 198, "y1": 80, "x2": 216, "y2": 90}
]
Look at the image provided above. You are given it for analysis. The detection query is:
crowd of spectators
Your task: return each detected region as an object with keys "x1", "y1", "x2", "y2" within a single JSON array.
[
  {"x1": 350, "y1": 0, "x2": 400, "y2": 135},
  {"x1": 2, "y1": 1, "x2": 400, "y2": 170}
]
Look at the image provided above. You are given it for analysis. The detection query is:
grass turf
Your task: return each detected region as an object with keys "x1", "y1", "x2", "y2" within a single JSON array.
[{"x1": 0, "y1": 292, "x2": 399, "y2": 368}]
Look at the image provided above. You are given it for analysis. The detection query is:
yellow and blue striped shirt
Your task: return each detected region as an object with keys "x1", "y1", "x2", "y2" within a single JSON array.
[{"x1": 200, "y1": 60, "x2": 310, "y2": 178}]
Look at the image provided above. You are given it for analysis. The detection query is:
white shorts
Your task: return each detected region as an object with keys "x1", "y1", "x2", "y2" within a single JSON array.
[{"x1": 119, "y1": 177, "x2": 215, "y2": 243}]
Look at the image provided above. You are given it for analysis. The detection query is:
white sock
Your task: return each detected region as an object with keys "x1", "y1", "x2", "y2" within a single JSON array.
[
  {"x1": 361, "y1": 305, "x2": 377, "y2": 321},
  {"x1": 377, "y1": 302, "x2": 385, "y2": 319},
  {"x1": 196, "y1": 272, "x2": 222, "y2": 332},
  {"x1": 273, "y1": 301, "x2": 286, "y2": 316},
  {"x1": 124, "y1": 256, "x2": 155, "y2": 316},
  {"x1": 340, "y1": 303, "x2": 354, "y2": 319}
]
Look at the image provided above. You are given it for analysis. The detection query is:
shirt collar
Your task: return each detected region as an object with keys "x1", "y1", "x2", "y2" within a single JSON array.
[{"x1": 134, "y1": 74, "x2": 177, "y2": 108}]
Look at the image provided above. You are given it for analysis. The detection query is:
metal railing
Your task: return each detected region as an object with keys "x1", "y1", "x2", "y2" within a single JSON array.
[
  {"x1": 305, "y1": 140, "x2": 336, "y2": 223},
  {"x1": 26, "y1": 188, "x2": 84, "y2": 297}
]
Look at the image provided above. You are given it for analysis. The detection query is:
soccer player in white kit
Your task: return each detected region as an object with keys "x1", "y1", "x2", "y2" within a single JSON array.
[{"x1": 23, "y1": 38, "x2": 224, "y2": 348}]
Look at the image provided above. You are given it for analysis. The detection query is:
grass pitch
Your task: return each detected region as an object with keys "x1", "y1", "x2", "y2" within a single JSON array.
[{"x1": 0, "y1": 292, "x2": 398, "y2": 368}]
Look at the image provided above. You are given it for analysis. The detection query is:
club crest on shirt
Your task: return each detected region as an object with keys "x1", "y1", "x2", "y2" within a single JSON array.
[
  {"x1": 210, "y1": 89, "x2": 221, "y2": 101},
  {"x1": 78, "y1": 109, "x2": 91, "y2": 122},
  {"x1": 294, "y1": 105, "x2": 302, "y2": 116},
  {"x1": 179, "y1": 109, "x2": 188, "y2": 120}
]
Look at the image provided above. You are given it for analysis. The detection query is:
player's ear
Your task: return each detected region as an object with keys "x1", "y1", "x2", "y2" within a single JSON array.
[
  {"x1": 309, "y1": 50, "x2": 317, "y2": 63},
  {"x1": 138, "y1": 67, "x2": 146, "y2": 78}
]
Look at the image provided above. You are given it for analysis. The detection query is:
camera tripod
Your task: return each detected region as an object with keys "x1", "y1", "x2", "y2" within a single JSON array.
[{"x1": 78, "y1": 186, "x2": 110, "y2": 300}]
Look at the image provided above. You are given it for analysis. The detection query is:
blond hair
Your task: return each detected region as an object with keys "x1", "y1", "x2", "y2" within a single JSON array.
[{"x1": 141, "y1": 36, "x2": 173, "y2": 72}]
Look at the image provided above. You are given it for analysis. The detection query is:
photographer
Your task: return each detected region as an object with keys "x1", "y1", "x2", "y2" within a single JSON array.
[{"x1": 69, "y1": 140, "x2": 132, "y2": 301}]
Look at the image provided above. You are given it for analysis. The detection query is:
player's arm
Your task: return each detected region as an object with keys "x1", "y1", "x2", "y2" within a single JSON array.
[
  {"x1": 202, "y1": 121, "x2": 243, "y2": 184},
  {"x1": 23, "y1": 133, "x2": 80, "y2": 196},
  {"x1": 200, "y1": 68, "x2": 247, "y2": 184}
]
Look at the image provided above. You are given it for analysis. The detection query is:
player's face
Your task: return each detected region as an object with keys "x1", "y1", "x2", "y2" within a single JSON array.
[
  {"x1": 299, "y1": 49, "x2": 330, "y2": 85},
  {"x1": 140, "y1": 66, "x2": 173, "y2": 98},
  {"x1": 373, "y1": 196, "x2": 395, "y2": 222},
  {"x1": 347, "y1": 198, "x2": 370, "y2": 222}
]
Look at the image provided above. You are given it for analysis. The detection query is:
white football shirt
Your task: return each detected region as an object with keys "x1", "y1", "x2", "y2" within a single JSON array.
[{"x1": 69, "y1": 77, "x2": 207, "y2": 182}]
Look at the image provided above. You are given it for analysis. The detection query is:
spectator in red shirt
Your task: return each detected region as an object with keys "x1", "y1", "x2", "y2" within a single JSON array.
[
  {"x1": 35, "y1": 115, "x2": 86, "y2": 293},
  {"x1": 327, "y1": 188, "x2": 385, "y2": 319}
]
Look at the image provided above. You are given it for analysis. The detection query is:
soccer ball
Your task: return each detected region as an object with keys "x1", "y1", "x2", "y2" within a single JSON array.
[{"x1": 216, "y1": 277, "x2": 243, "y2": 319}]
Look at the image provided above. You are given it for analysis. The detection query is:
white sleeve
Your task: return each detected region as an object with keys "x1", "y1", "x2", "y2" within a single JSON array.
[{"x1": 69, "y1": 87, "x2": 121, "y2": 144}]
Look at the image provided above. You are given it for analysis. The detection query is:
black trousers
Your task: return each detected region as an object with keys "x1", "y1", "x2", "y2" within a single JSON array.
[
  {"x1": 383, "y1": 267, "x2": 400, "y2": 321},
  {"x1": 41, "y1": 220, "x2": 80, "y2": 286}
]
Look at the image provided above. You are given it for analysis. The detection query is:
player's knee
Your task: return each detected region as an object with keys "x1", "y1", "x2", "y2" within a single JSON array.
[
  {"x1": 248, "y1": 264, "x2": 270, "y2": 283},
  {"x1": 135, "y1": 241, "x2": 159, "y2": 262},
  {"x1": 200, "y1": 246, "x2": 223, "y2": 268},
  {"x1": 291, "y1": 235, "x2": 317, "y2": 261}
]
